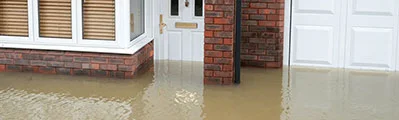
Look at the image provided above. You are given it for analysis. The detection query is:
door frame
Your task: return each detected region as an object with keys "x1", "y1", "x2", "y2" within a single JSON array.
[
  {"x1": 154, "y1": 0, "x2": 162, "y2": 60},
  {"x1": 283, "y1": 0, "x2": 292, "y2": 67}
]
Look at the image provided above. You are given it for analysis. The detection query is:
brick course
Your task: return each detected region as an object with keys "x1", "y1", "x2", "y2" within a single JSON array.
[
  {"x1": 241, "y1": 0, "x2": 284, "y2": 68},
  {"x1": 0, "y1": 42, "x2": 154, "y2": 78},
  {"x1": 204, "y1": 0, "x2": 236, "y2": 85}
]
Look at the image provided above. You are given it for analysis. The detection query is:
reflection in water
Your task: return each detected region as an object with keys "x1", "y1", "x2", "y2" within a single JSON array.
[
  {"x1": 136, "y1": 61, "x2": 204, "y2": 120},
  {"x1": 0, "y1": 60, "x2": 207, "y2": 120},
  {"x1": 0, "y1": 88, "x2": 133, "y2": 120},
  {"x1": 0, "y1": 61, "x2": 398, "y2": 119},
  {"x1": 283, "y1": 67, "x2": 399, "y2": 120}
]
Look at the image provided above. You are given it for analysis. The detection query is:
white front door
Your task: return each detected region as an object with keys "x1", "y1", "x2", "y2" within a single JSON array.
[{"x1": 158, "y1": 0, "x2": 204, "y2": 61}]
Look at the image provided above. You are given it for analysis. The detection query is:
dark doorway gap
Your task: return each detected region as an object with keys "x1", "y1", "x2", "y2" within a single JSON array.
[{"x1": 234, "y1": 0, "x2": 242, "y2": 84}]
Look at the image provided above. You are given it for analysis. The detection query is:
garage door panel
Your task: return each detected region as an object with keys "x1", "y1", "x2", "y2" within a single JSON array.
[
  {"x1": 348, "y1": 0, "x2": 396, "y2": 27},
  {"x1": 348, "y1": 27, "x2": 395, "y2": 69},
  {"x1": 349, "y1": 18, "x2": 395, "y2": 27},
  {"x1": 291, "y1": 0, "x2": 342, "y2": 67},
  {"x1": 292, "y1": 15, "x2": 337, "y2": 25},
  {"x1": 352, "y1": 0, "x2": 395, "y2": 16},
  {"x1": 346, "y1": 0, "x2": 398, "y2": 70},
  {"x1": 291, "y1": 0, "x2": 399, "y2": 71},
  {"x1": 292, "y1": 26, "x2": 335, "y2": 65},
  {"x1": 295, "y1": 0, "x2": 335, "y2": 14}
]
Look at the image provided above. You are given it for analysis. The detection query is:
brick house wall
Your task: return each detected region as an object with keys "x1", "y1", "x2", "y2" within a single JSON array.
[
  {"x1": 204, "y1": 0, "x2": 236, "y2": 85},
  {"x1": 241, "y1": 0, "x2": 284, "y2": 68},
  {"x1": 203, "y1": 0, "x2": 285, "y2": 85},
  {"x1": 0, "y1": 0, "x2": 284, "y2": 84},
  {"x1": 0, "y1": 42, "x2": 154, "y2": 78}
]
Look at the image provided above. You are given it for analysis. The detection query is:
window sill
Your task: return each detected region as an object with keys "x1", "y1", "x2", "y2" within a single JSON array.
[{"x1": 0, "y1": 37, "x2": 154, "y2": 55}]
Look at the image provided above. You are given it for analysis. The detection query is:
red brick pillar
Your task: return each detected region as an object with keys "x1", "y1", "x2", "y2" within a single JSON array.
[
  {"x1": 204, "y1": 0, "x2": 236, "y2": 85},
  {"x1": 240, "y1": 0, "x2": 284, "y2": 68}
]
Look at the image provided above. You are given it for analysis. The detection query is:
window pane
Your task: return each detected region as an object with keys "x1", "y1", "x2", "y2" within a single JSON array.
[
  {"x1": 195, "y1": 0, "x2": 203, "y2": 17},
  {"x1": 0, "y1": 0, "x2": 29, "y2": 37},
  {"x1": 83, "y1": 0, "x2": 115, "y2": 41},
  {"x1": 39, "y1": 0, "x2": 72, "y2": 39},
  {"x1": 130, "y1": 0, "x2": 145, "y2": 40},
  {"x1": 171, "y1": 0, "x2": 178, "y2": 16}
]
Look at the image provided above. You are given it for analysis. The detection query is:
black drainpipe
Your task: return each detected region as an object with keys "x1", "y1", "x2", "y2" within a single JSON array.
[{"x1": 234, "y1": 0, "x2": 242, "y2": 84}]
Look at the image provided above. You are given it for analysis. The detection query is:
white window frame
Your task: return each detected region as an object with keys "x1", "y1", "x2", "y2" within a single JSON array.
[
  {"x1": 128, "y1": 0, "x2": 154, "y2": 52},
  {"x1": 0, "y1": 0, "x2": 34, "y2": 44},
  {"x1": 192, "y1": 0, "x2": 205, "y2": 19},
  {"x1": 0, "y1": 0, "x2": 155, "y2": 54},
  {"x1": 76, "y1": 0, "x2": 122, "y2": 48},
  {"x1": 32, "y1": 0, "x2": 78, "y2": 44}
]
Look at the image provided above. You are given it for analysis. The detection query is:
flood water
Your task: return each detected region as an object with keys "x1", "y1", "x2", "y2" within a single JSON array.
[{"x1": 0, "y1": 61, "x2": 398, "y2": 120}]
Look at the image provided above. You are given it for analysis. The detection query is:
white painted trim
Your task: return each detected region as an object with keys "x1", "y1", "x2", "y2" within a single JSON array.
[
  {"x1": 397, "y1": 34, "x2": 399, "y2": 71},
  {"x1": 0, "y1": 0, "x2": 33, "y2": 45},
  {"x1": 28, "y1": 0, "x2": 34, "y2": 42},
  {"x1": 1, "y1": 37, "x2": 153, "y2": 55},
  {"x1": 129, "y1": 0, "x2": 154, "y2": 47},
  {"x1": 192, "y1": 0, "x2": 205, "y2": 19},
  {"x1": 75, "y1": 0, "x2": 126, "y2": 48},
  {"x1": 283, "y1": 0, "x2": 292, "y2": 66},
  {"x1": 130, "y1": 34, "x2": 147, "y2": 46},
  {"x1": 154, "y1": 0, "x2": 165, "y2": 60},
  {"x1": 337, "y1": 0, "x2": 348, "y2": 68},
  {"x1": 1, "y1": 38, "x2": 121, "y2": 49},
  {"x1": 117, "y1": 0, "x2": 131, "y2": 48},
  {"x1": 128, "y1": 37, "x2": 154, "y2": 54},
  {"x1": 32, "y1": 0, "x2": 77, "y2": 44},
  {"x1": 167, "y1": 0, "x2": 183, "y2": 19},
  {"x1": 0, "y1": 36, "x2": 31, "y2": 43}
]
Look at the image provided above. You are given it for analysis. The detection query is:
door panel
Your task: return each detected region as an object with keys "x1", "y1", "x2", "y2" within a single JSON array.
[
  {"x1": 292, "y1": 26, "x2": 334, "y2": 65},
  {"x1": 159, "y1": 0, "x2": 204, "y2": 61},
  {"x1": 347, "y1": 28, "x2": 394, "y2": 69},
  {"x1": 291, "y1": 0, "x2": 343, "y2": 67},
  {"x1": 345, "y1": 0, "x2": 399, "y2": 70},
  {"x1": 295, "y1": 0, "x2": 335, "y2": 14},
  {"x1": 168, "y1": 32, "x2": 183, "y2": 60},
  {"x1": 191, "y1": 32, "x2": 204, "y2": 61},
  {"x1": 182, "y1": 31, "x2": 193, "y2": 60}
]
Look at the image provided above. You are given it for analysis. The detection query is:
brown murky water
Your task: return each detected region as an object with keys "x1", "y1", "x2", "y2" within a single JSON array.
[{"x1": 0, "y1": 61, "x2": 398, "y2": 120}]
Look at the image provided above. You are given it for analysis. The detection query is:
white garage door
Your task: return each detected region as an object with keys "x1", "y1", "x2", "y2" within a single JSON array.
[{"x1": 290, "y1": 0, "x2": 399, "y2": 71}]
